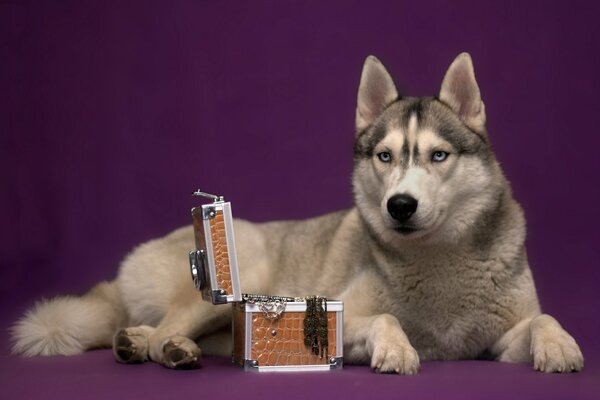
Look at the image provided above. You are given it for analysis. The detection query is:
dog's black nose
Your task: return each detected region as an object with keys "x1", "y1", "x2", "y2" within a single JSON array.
[{"x1": 387, "y1": 194, "x2": 418, "y2": 222}]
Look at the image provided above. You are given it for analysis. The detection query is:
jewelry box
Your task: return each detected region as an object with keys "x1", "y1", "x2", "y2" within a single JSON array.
[{"x1": 189, "y1": 191, "x2": 343, "y2": 372}]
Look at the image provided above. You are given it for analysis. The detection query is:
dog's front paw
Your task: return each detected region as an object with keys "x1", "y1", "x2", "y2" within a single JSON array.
[
  {"x1": 162, "y1": 336, "x2": 201, "y2": 369},
  {"x1": 531, "y1": 323, "x2": 583, "y2": 373},
  {"x1": 371, "y1": 340, "x2": 420, "y2": 375},
  {"x1": 113, "y1": 328, "x2": 150, "y2": 364}
]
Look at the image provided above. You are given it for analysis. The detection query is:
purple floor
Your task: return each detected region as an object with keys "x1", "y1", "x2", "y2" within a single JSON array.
[
  {"x1": 2, "y1": 309, "x2": 599, "y2": 400},
  {"x1": 2, "y1": 347, "x2": 598, "y2": 400}
]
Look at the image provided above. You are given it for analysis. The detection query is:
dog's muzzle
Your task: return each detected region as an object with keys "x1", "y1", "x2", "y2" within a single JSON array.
[{"x1": 387, "y1": 194, "x2": 418, "y2": 223}]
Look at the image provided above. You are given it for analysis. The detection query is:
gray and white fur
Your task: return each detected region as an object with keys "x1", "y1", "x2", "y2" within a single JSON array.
[{"x1": 11, "y1": 53, "x2": 583, "y2": 374}]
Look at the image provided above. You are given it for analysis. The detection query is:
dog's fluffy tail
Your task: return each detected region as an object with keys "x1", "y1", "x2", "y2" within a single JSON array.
[{"x1": 10, "y1": 281, "x2": 125, "y2": 357}]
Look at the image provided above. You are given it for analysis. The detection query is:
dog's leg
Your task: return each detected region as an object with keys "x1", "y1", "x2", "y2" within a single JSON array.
[
  {"x1": 345, "y1": 314, "x2": 420, "y2": 375},
  {"x1": 113, "y1": 325, "x2": 155, "y2": 364},
  {"x1": 490, "y1": 318, "x2": 532, "y2": 363},
  {"x1": 341, "y1": 271, "x2": 419, "y2": 375},
  {"x1": 492, "y1": 314, "x2": 583, "y2": 372},
  {"x1": 147, "y1": 300, "x2": 230, "y2": 369},
  {"x1": 341, "y1": 271, "x2": 420, "y2": 374}
]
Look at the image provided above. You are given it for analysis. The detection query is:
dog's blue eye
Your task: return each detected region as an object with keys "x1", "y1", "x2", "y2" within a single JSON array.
[
  {"x1": 432, "y1": 151, "x2": 449, "y2": 162},
  {"x1": 377, "y1": 152, "x2": 392, "y2": 163}
]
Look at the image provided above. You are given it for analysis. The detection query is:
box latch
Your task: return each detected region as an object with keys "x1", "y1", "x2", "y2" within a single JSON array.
[{"x1": 189, "y1": 250, "x2": 207, "y2": 290}]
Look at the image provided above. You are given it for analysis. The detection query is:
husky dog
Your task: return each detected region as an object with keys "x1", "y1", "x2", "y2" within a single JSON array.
[{"x1": 12, "y1": 53, "x2": 583, "y2": 374}]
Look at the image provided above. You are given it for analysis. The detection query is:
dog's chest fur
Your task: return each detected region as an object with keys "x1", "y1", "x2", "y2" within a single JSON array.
[
  {"x1": 378, "y1": 250, "x2": 517, "y2": 360},
  {"x1": 256, "y1": 208, "x2": 530, "y2": 361}
]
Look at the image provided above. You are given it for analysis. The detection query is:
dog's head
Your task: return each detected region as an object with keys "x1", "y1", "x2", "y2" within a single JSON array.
[{"x1": 353, "y1": 53, "x2": 504, "y2": 247}]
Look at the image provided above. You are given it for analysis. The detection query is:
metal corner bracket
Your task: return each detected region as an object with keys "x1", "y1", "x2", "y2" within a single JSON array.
[
  {"x1": 202, "y1": 205, "x2": 217, "y2": 220},
  {"x1": 329, "y1": 356, "x2": 343, "y2": 370},
  {"x1": 243, "y1": 359, "x2": 259, "y2": 371},
  {"x1": 211, "y1": 289, "x2": 228, "y2": 304}
]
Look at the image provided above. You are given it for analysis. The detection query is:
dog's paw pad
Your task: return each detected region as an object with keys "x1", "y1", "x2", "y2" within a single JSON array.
[
  {"x1": 371, "y1": 342, "x2": 420, "y2": 375},
  {"x1": 532, "y1": 331, "x2": 583, "y2": 373},
  {"x1": 115, "y1": 343, "x2": 137, "y2": 362},
  {"x1": 162, "y1": 337, "x2": 201, "y2": 369},
  {"x1": 113, "y1": 328, "x2": 149, "y2": 364}
]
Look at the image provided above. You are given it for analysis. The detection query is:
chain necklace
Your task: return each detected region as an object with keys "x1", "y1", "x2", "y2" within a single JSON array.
[{"x1": 304, "y1": 296, "x2": 329, "y2": 358}]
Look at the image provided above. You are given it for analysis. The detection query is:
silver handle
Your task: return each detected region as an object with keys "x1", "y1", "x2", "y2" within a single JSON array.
[{"x1": 191, "y1": 190, "x2": 224, "y2": 202}]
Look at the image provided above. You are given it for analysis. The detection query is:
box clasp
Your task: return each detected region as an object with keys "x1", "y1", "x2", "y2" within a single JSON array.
[{"x1": 189, "y1": 250, "x2": 206, "y2": 290}]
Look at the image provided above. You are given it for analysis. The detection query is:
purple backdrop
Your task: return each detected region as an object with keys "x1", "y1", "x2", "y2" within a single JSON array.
[{"x1": 1, "y1": 1, "x2": 599, "y2": 399}]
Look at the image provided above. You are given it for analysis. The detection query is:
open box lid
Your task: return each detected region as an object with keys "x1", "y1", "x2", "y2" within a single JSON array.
[{"x1": 189, "y1": 190, "x2": 242, "y2": 304}]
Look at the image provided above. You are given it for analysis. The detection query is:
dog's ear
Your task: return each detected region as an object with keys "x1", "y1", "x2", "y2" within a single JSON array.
[
  {"x1": 439, "y1": 53, "x2": 486, "y2": 132},
  {"x1": 356, "y1": 56, "x2": 398, "y2": 132}
]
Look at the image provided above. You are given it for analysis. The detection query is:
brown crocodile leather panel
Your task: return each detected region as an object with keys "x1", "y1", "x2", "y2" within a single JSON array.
[
  {"x1": 192, "y1": 210, "x2": 206, "y2": 252},
  {"x1": 250, "y1": 311, "x2": 337, "y2": 366},
  {"x1": 209, "y1": 210, "x2": 233, "y2": 295}
]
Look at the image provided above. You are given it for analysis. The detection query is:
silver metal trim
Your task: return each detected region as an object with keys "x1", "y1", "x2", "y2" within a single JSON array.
[
  {"x1": 244, "y1": 308, "x2": 252, "y2": 360},
  {"x1": 242, "y1": 359, "x2": 343, "y2": 372},
  {"x1": 243, "y1": 301, "x2": 343, "y2": 313},
  {"x1": 221, "y1": 202, "x2": 242, "y2": 302},
  {"x1": 201, "y1": 215, "x2": 219, "y2": 297},
  {"x1": 336, "y1": 310, "x2": 343, "y2": 358}
]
